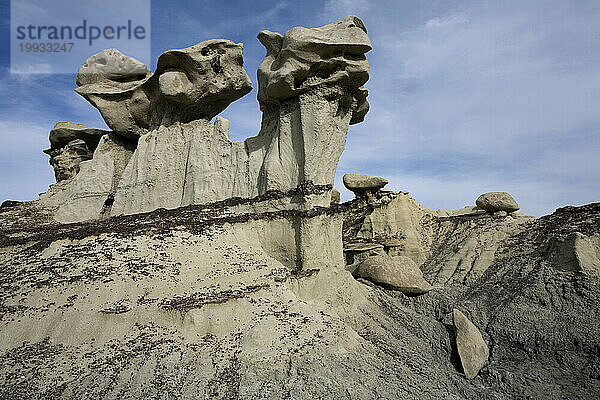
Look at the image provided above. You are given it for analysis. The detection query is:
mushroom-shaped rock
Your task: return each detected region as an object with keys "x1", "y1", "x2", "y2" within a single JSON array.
[
  {"x1": 75, "y1": 49, "x2": 152, "y2": 139},
  {"x1": 257, "y1": 15, "x2": 372, "y2": 124},
  {"x1": 343, "y1": 173, "x2": 388, "y2": 196},
  {"x1": 44, "y1": 122, "x2": 110, "y2": 182},
  {"x1": 476, "y1": 192, "x2": 519, "y2": 213},
  {"x1": 331, "y1": 188, "x2": 341, "y2": 205},
  {"x1": 453, "y1": 309, "x2": 489, "y2": 379},
  {"x1": 47, "y1": 122, "x2": 108, "y2": 152},
  {"x1": 154, "y1": 39, "x2": 252, "y2": 124},
  {"x1": 356, "y1": 253, "x2": 432, "y2": 295}
]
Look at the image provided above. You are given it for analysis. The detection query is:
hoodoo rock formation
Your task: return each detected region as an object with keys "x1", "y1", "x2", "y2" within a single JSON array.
[
  {"x1": 1, "y1": 16, "x2": 599, "y2": 400},
  {"x1": 44, "y1": 122, "x2": 109, "y2": 182},
  {"x1": 45, "y1": 16, "x2": 372, "y2": 224}
]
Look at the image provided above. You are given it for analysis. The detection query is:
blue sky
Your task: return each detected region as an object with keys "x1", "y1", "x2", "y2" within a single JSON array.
[{"x1": 0, "y1": 0, "x2": 598, "y2": 216}]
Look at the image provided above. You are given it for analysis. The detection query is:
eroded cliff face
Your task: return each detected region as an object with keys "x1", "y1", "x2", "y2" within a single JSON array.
[{"x1": 1, "y1": 190, "x2": 599, "y2": 399}]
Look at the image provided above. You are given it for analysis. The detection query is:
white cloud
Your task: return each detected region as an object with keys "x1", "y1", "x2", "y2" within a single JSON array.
[{"x1": 334, "y1": 0, "x2": 600, "y2": 216}]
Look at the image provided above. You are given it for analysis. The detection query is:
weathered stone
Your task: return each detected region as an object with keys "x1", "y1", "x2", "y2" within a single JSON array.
[
  {"x1": 45, "y1": 139, "x2": 93, "y2": 182},
  {"x1": 476, "y1": 192, "x2": 519, "y2": 213},
  {"x1": 345, "y1": 242, "x2": 384, "y2": 253},
  {"x1": 546, "y1": 232, "x2": 600, "y2": 274},
  {"x1": 76, "y1": 48, "x2": 151, "y2": 88},
  {"x1": 5, "y1": 15, "x2": 600, "y2": 399},
  {"x1": 257, "y1": 15, "x2": 371, "y2": 124},
  {"x1": 54, "y1": 133, "x2": 137, "y2": 223},
  {"x1": 453, "y1": 309, "x2": 489, "y2": 379},
  {"x1": 153, "y1": 39, "x2": 252, "y2": 125},
  {"x1": 356, "y1": 253, "x2": 432, "y2": 295},
  {"x1": 59, "y1": 17, "x2": 371, "y2": 221},
  {"x1": 44, "y1": 122, "x2": 111, "y2": 182},
  {"x1": 343, "y1": 173, "x2": 388, "y2": 196},
  {"x1": 47, "y1": 122, "x2": 107, "y2": 151},
  {"x1": 381, "y1": 238, "x2": 403, "y2": 248},
  {"x1": 75, "y1": 49, "x2": 153, "y2": 139},
  {"x1": 331, "y1": 188, "x2": 341, "y2": 205}
]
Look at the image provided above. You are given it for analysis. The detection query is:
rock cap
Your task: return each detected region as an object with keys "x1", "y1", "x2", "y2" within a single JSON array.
[
  {"x1": 47, "y1": 122, "x2": 109, "y2": 152},
  {"x1": 343, "y1": 173, "x2": 388, "y2": 195},
  {"x1": 476, "y1": 192, "x2": 519, "y2": 213},
  {"x1": 75, "y1": 49, "x2": 152, "y2": 95}
]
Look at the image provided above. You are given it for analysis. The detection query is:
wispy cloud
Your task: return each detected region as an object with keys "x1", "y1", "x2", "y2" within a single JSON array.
[{"x1": 334, "y1": 0, "x2": 600, "y2": 215}]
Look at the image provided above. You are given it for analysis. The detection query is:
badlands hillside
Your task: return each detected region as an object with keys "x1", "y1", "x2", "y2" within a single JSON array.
[{"x1": 1, "y1": 16, "x2": 599, "y2": 400}]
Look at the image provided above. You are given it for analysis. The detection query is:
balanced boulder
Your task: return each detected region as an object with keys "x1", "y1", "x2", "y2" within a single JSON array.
[
  {"x1": 356, "y1": 253, "x2": 432, "y2": 295},
  {"x1": 453, "y1": 309, "x2": 489, "y2": 379},
  {"x1": 154, "y1": 39, "x2": 253, "y2": 124},
  {"x1": 343, "y1": 173, "x2": 388, "y2": 196},
  {"x1": 76, "y1": 48, "x2": 150, "y2": 88},
  {"x1": 476, "y1": 192, "x2": 519, "y2": 213}
]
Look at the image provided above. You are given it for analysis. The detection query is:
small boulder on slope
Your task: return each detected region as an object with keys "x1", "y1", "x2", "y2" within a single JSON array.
[
  {"x1": 453, "y1": 309, "x2": 489, "y2": 379},
  {"x1": 476, "y1": 192, "x2": 519, "y2": 213},
  {"x1": 356, "y1": 253, "x2": 432, "y2": 295}
]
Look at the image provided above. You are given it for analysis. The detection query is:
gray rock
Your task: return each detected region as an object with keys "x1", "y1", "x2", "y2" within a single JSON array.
[
  {"x1": 46, "y1": 139, "x2": 92, "y2": 182},
  {"x1": 356, "y1": 253, "x2": 432, "y2": 295},
  {"x1": 52, "y1": 17, "x2": 373, "y2": 223},
  {"x1": 44, "y1": 122, "x2": 111, "y2": 182},
  {"x1": 48, "y1": 122, "x2": 108, "y2": 151},
  {"x1": 381, "y1": 238, "x2": 402, "y2": 248},
  {"x1": 66, "y1": 18, "x2": 372, "y2": 221},
  {"x1": 76, "y1": 41, "x2": 252, "y2": 140},
  {"x1": 331, "y1": 188, "x2": 341, "y2": 205},
  {"x1": 546, "y1": 232, "x2": 600, "y2": 274},
  {"x1": 344, "y1": 242, "x2": 384, "y2": 252},
  {"x1": 257, "y1": 15, "x2": 371, "y2": 124},
  {"x1": 76, "y1": 48, "x2": 151, "y2": 88},
  {"x1": 343, "y1": 173, "x2": 388, "y2": 196},
  {"x1": 153, "y1": 39, "x2": 252, "y2": 124},
  {"x1": 75, "y1": 50, "x2": 152, "y2": 139},
  {"x1": 54, "y1": 133, "x2": 137, "y2": 223},
  {"x1": 453, "y1": 309, "x2": 489, "y2": 379},
  {"x1": 476, "y1": 192, "x2": 520, "y2": 213}
]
